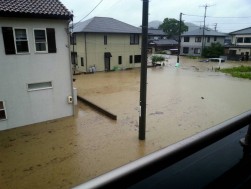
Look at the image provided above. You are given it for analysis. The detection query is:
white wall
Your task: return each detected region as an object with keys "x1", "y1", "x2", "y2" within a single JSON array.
[{"x1": 0, "y1": 17, "x2": 73, "y2": 130}]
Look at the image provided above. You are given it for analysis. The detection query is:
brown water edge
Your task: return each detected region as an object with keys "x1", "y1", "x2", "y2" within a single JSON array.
[{"x1": 0, "y1": 56, "x2": 251, "y2": 189}]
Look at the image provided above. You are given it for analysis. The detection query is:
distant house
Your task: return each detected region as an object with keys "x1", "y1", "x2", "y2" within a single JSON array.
[
  {"x1": 148, "y1": 29, "x2": 178, "y2": 53},
  {"x1": 0, "y1": 0, "x2": 74, "y2": 130},
  {"x1": 180, "y1": 28, "x2": 227, "y2": 56},
  {"x1": 227, "y1": 27, "x2": 251, "y2": 61},
  {"x1": 71, "y1": 17, "x2": 142, "y2": 72}
]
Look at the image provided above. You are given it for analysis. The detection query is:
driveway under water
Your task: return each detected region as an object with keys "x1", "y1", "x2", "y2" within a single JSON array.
[{"x1": 0, "y1": 56, "x2": 251, "y2": 189}]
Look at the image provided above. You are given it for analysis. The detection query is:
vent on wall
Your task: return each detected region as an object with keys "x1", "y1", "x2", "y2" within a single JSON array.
[{"x1": 27, "y1": 81, "x2": 52, "y2": 91}]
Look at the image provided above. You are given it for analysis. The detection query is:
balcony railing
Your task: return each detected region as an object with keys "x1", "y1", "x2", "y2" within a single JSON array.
[{"x1": 73, "y1": 110, "x2": 251, "y2": 189}]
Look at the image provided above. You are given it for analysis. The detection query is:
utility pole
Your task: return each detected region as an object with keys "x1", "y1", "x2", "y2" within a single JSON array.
[
  {"x1": 139, "y1": 0, "x2": 149, "y2": 140},
  {"x1": 214, "y1": 23, "x2": 217, "y2": 31},
  {"x1": 200, "y1": 4, "x2": 214, "y2": 55},
  {"x1": 176, "y1": 12, "x2": 182, "y2": 67}
]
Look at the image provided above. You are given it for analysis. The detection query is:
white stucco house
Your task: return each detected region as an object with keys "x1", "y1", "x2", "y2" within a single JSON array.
[
  {"x1": 180, "y1": 28, "x2": 227, "y2": 56},
  {"x1": 0, "y1": 0, "x2": 74, "y2": 130}
]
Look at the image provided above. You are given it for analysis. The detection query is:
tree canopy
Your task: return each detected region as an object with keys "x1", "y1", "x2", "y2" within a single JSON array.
[
  {"x1": 158, "y1": 18, "x2": 188, "y2": 39},
  {"x1": 202, "y1": 42, "x2": 224, "y2": 58}
]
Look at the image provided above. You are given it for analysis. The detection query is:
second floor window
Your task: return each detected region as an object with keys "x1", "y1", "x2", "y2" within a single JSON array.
[
  {"x1": 195, "y1": 37, "x2": 201, "y2": 42},
  {"x1": 14, "y1": 28, "x2": 29, "y2": 53},
  {"x1": 130, "y1": 34, "x2": 139, "y2": 45},
  {"x1": 104, "y1": 35, "x2": 107, "y2": 45},
  {"x1": 184, "y1": 37, "x2": 190, "y2": 42},
  {"x1": 34, "y1": 29, "x2": 47, "y2": 52}
]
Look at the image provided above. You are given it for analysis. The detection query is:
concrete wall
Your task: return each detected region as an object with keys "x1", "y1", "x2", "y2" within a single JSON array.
[
  {"x1": 0, "y1": 17, "x2": 73, "y2": 130},
  {"x1": 72, "y1": 33, "x2": 141, "y2": 72}
]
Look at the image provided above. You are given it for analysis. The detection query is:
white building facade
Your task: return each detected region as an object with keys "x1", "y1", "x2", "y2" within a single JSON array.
[{"x1": 0, "y1": 0, "x2": 74, "y2": 130}]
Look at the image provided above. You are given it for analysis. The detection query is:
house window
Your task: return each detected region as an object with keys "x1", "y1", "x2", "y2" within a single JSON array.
[
  {"x1": 130, "y1": 34, "x2": 139, "y2": 44},
  {"x1": 183, "y1": 47, "x2": 189, "y2": 54},
  {"x1": 129, "y1": 55, "x2": 133, "y2": 64},
  {"x1": 207, "y1": 37, "x2": 210, "y2": 43},
  {"x1": 195, "y1": 37, "x2": 201, "y2": 42},
  {"x1": 244, "y1": 37, "x2": 251, "y2": 43},
  {"x1": 237, "y1": 37, "x2": 243, "y2": 43},
  {"x1": 194, "y1": 48, "x2": 201, "y2": 54},
  {"x1": 134, "y1": 55, "x2": 141, "y2": 63},
  {"x1": 104, "y1": 35, "x2": 107, "y2": 45},
  {"x1": 1, "y1": 27, "x2": 56, "y2": 54},
  {"x1": 214, "y1": 36, "x2": 217, "y2": 41},
  {"x1": 27, "y1": 81, "x2": 53, "y2": 91},
  {"x1": 0, "y1": 101, "x2": 7, "y2": 120},
  {"x1": 81, "y1": 57, "x2": 84, "y2": 66},
  {"x1": 184, "y1": 37, "x2": 190, "y2": 42},
  {"x1": 71, "y1": 52, "x2": 78, "y2": 65},
  {"x1": 118, "y1": 56, "x2": 122, "y2": 65},
  {"x1": 70, "y1": 33, "x2": 76, "y2": 45},
  {"x1": 34, "y1": 29, "x2": 47, "y2": 52},
  {"x1": 14, "y1": 28, "x2": 29, "y2": 53}
]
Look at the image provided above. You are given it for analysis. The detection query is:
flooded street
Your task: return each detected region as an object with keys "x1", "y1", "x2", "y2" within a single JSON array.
[{"x1": 1, "y1": 55, "x2": 251, "y2": 189}]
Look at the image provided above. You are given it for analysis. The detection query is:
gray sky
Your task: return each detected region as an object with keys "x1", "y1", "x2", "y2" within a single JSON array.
[{"x1": 61, "y1": 0, "x2": 251, "y2": 33}]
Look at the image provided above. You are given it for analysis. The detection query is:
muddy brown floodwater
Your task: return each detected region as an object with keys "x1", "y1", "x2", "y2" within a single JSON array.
[{"x1": 1, "y1": 55, "x2": 251, "y2": 189}]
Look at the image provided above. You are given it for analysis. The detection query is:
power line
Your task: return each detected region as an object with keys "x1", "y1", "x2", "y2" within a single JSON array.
[
  {"x1": 183, "y1": 13, "x2": 251, "y2": 19},
  {"x1": 73, "y1": 0, "x2": 104, "y2": 27}
]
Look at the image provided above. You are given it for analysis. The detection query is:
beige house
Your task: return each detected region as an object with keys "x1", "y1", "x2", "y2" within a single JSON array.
[{"x1": 71, "y1": 17, "x2": 142, "y2": 72}]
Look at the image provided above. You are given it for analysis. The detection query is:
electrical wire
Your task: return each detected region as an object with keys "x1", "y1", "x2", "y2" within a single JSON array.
[{"x1": 73, "y1": 0, "x2": 104, "y2": 27}]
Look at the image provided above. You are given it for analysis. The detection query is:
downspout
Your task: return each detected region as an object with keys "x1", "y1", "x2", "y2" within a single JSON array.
[
  {"x1": 67, "y1": 18, "x2": 75, "y2": 116},
  {"x1": 85, "y1": 33, "x2": 88, "y2": 73}
]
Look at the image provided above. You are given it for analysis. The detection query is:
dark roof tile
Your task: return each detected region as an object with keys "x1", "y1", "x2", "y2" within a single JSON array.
[{"x1": 0, "y1": 0, "x2": 72, "y2": 19}]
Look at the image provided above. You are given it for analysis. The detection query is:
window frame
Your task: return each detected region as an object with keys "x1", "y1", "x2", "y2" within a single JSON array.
[
  {"x1": 13, "y1": 27, "x2": 29, "y2": 54},
  {"x1": 244, "y1": 37, "x2": 251, "y2": 43},
  {"x1": 183, "y1": 47, "x2": 189, "y2": 54},
  {"x1": 134, "y1": 55, "x2": 141, "y2": 63},
  {"x1": 104, "y1": 35, "x2": 107, "y2": 45},
  {"x1": 129, "y1": 55, "x2": 133, "y2": 64},
  {"x1": 130, "y1": 34, "x2": 139, "y2": 45},
  {"x1": 194, "y1": 48, "x2": 201, "y2": 54},
  {"x1": 118, "y1": 56, "x2": 122, "y2": 65},
  {"x1": 184, "y1": 37, "x2": 190, "y2": 42},
  {"x1": 0, "y1": 101, "x2": 7, "y2": 121},
  {"x1": 33, "y1": 28, "x2": 48, "y2": 53},
  {"x1": 195, "y1": 37, "x2": 201, "y2": 43}
]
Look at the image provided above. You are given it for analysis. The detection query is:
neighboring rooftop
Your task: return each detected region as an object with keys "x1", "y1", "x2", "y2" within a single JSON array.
[
  {"x1": 229, "y1": 27, "x2": 251, "y2": 35},
  {"x1": 73, "y1": 17, "x2": 141, "y2": 34},
  {"x1": 148, "y1": 29, "x2": 166, "y2": 36},
  {"x1": 0, "y1": 0, "x2": 72, "y2": 19},
  {"x1": 182, "y1": 28, "x2": 227, "y2": 36}
]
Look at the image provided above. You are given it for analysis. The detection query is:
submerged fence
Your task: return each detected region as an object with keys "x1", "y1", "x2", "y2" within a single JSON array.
[{"x1": 73, "y1": 110, "x2": 251, "y2": 189}]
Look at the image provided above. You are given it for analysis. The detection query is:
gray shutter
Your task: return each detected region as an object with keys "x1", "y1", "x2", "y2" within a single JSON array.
[
  {"x1": 46, "y1": 28, "x2": 56, "y2": 53},
  {"x1": 2, "y1": 27, "x2": 16, "y2": 55}
]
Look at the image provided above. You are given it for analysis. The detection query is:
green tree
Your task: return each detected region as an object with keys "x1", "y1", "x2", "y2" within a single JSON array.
[
  {"x1": 159, "y1": 18, "x2": 188, "y2": 39},
  {"x1": 202, "y1": 42, "x2": 224, "y2": 58}
]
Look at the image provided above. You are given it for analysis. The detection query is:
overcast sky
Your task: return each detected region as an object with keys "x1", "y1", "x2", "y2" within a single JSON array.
[{"x1": 61, "y1": 0, "x2": 251, "y2": 33}]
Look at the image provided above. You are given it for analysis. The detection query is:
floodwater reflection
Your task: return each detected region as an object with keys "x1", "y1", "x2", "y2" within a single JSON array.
[{"x1": 0, "y1": 56, "x2": 251, "y2": 189}]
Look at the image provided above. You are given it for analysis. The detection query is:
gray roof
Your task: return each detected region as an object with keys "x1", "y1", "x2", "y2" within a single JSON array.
[
  {"x1": 229, "y1": 27, "x2": 251, "y2": 35},
  {"x1": 73, "y1": 17, "x2": 141, "y2": 34},
  {"x1": 152, "y1": 39, "x2": 178, "y2": 45},
  {"x1": 181, "y1": 28, "x2": 227, "y2": 37},
  {"x1": 148, "y1": 29, "x2": 166, "y2": 36},
  {"x1": 0, "y1": 0, "x2": 72, "y2": 19}
]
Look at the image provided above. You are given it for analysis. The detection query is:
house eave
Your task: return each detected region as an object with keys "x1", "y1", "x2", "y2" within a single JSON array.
[{"x1": 0, "y1": 11, "x2": 73, "y2": 20}]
